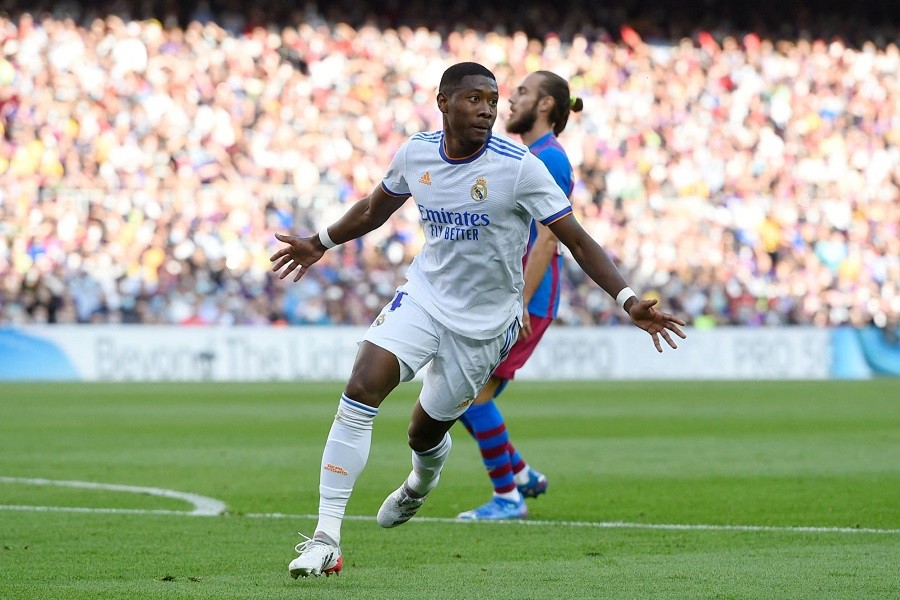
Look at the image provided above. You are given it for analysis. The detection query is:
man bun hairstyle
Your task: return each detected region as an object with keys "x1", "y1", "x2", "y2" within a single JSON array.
[
  {"x1": 535, "y1": 70, "x2": 583, "y2": 135},
  {"x1": 439, "y1": 62, "x2": 497, "y2": 95}
]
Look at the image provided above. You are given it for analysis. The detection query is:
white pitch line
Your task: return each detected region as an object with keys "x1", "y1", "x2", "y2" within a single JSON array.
[
  {"x1": 3, "y1": 505, "x2": 896, "y2": 535},
  {"x1": 0, "y1": 476, "x2": 226, "y2": 516},
  {"x1": 0, "y1": 504, "x2": 203, "y2": 516},
  {"x1": 2, "y1": 477, "x2": 897, "y2": 535},
  {"x1": 245, "y1": 512, "x2": 900, "y2": 535}
]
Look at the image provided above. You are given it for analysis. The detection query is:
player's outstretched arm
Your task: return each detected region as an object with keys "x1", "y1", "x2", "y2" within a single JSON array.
[
  {"x1": 548, "y1": 214, "x2": 687, "y2": 352},
  {"x1": 270, "y1": 185, "x2": 409, "y2": 282}
]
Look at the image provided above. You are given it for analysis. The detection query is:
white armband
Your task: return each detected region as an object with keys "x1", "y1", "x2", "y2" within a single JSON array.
[
  {"x1": 318, "y1": 227, "x2": 337, "y2": 249},
  {"x1": 616, "y1": 287, "x2": 637, "y2": 309}
]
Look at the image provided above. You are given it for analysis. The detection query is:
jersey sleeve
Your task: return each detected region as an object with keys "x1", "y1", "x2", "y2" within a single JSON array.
[
  {"x1": 381, "y1": 140, "x2": 412, "y2": 197},
  {"x1": 515, "y1": 151, "x2": 573, "y2": 225},
  {"x1": 537, "y1": 146, "x2": 574, "y2": 197}
]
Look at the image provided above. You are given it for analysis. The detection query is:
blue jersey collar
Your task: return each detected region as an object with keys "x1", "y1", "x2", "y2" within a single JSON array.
[{"x1": 439, "y1": 132, "x2": 491, "y2": 164}]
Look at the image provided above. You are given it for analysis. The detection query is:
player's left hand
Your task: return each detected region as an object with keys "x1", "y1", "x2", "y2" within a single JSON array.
[
  {"x1": 627, "y1": 298, "x2": 687, "y2": 352},
  {"x1": 518, "y1": 311, "x2": 533, "y2": 341},
  {"x1": 269, "y1": 233, "x2": 326, "y2": 282}
]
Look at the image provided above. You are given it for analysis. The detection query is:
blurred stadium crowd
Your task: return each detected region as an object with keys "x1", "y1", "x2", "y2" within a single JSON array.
[{"x1": 0, "y1": 1, "x2": 897, "y2": 328}]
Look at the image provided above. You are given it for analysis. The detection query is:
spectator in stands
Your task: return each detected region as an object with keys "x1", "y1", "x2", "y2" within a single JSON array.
[{"x1": 0, "y1": 2, "x2": 897, "y2": 332}]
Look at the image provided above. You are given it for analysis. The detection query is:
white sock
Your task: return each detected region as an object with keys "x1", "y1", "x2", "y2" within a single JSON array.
[
  {"x1": 316, "y1": 394, "x2": 378, "y2": 545},
  {"x1": 495, "y1": 489, "x2": 523, "y2": 502},
  {"x1": 513, "y1": 466, "x2": 530, "y2": 486},
  {"x1": 405, "y1": 433, "x2": 452, "y2": 497}
]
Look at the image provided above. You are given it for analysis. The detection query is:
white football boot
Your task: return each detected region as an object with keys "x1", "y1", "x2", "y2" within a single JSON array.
[
  {"x1": 376, "y1": 484, "x2": 428, "y2": 528},
  {"x1": 289, "y1": 533, "x2": 343, "y2": 578}
]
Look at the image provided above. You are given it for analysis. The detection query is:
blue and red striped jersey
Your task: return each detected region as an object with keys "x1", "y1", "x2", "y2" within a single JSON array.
[{"x1": 525, "y1": 132, "x2": 574, "y2": 319}]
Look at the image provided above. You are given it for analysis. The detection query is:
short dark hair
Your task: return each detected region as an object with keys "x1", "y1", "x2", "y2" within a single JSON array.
[
  {"x1": 534, "y1": 71, "x2": 584, "y2": 135},
  {"x1": 439, "y1": 62, "x2": 496, "y2": 95}
]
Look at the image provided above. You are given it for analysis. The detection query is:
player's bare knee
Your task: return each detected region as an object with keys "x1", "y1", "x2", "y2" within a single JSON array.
[
  {"x1": 406, "y1": 431, "x2": 440, "y2": 453},
  {"x1": 343, "y1": 379, "x2": 389, "y2": 408},
  {"x1": 344, "y1": 345, "x2": 401, "y2": 406},
  {"x1": 407, "y1": 419, "x2": 452, "y2": 453}
]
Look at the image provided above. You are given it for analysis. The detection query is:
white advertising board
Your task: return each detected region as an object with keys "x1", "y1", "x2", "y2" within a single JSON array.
[{"x1": 1, "y1": 325, "x2": 832, "y2": 381}]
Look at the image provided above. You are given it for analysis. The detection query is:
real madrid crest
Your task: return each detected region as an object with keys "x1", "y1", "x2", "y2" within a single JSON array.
[
  {"x1": 470, "y1": 177, "x2": 488, "y2": 201},
  {"x1": 373, "y1": 314, "x2": 385, "y2": 327}
]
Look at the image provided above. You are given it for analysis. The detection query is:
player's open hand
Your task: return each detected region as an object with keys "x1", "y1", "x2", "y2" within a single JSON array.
[
  {"x1": 627, "y1": 298, "x2": 687, "y2": 352},
  {"x1": 269, "y1": 233, "x2": 325, "y2": 282}
]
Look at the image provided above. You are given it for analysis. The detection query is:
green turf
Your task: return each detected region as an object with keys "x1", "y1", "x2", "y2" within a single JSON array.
[{"x1": 1, "y1": 380, "x2": 898, "y2": 599}]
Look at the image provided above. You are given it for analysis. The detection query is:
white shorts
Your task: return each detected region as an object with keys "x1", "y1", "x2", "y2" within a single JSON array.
[{"x1": 363, "y1": 290, "x2": 519, "y2": 421}]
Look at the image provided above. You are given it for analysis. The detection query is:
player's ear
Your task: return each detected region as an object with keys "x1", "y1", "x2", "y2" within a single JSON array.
[
  {"x1": 437, "y1": 91, "x2": 449, "y2": 114},
  {"x1": 538, "y1": 94, "x2": 554, "y2": 114}
]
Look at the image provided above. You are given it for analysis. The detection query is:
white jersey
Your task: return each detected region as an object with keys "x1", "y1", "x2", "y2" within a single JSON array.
[{"x1": 381, "y1": 131, "x2": 573, "y2": 339}]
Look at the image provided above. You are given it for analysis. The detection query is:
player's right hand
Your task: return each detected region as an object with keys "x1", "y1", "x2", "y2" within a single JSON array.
[{"x1": 270, "y1": 233, "x2": 326, "y2": 282}]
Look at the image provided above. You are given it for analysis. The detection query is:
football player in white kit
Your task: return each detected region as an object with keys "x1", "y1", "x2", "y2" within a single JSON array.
[{"x1": 271, "y1": 62, "x2": 686, "y2": 579}]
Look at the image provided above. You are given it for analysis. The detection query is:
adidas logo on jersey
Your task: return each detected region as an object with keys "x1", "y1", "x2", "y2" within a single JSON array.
[{"x1": 418, "y1": 172, "x2": 432, "y2": 185}]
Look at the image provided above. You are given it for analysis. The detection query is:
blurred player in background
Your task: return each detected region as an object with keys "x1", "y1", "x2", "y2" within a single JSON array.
[
  {"x1": 456, "y1": 71, "x2": 584, "y2": 521},
  {"x1": 271, "y1": 61, "x2": 685, "y2": 579}
]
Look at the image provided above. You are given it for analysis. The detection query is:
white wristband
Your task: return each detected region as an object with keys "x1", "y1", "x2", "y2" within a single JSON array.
[
  {"x1": 616, "y1": 287, "x2": 637, "y2": 309},
  {"x1": 318, "y1": 227, "x2": 337, "y2": 249}
]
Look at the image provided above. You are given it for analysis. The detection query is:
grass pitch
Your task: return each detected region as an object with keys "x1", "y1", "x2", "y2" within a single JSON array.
[{"x1": 1, "y1": 380, "x2": 898, "y2": 599}]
